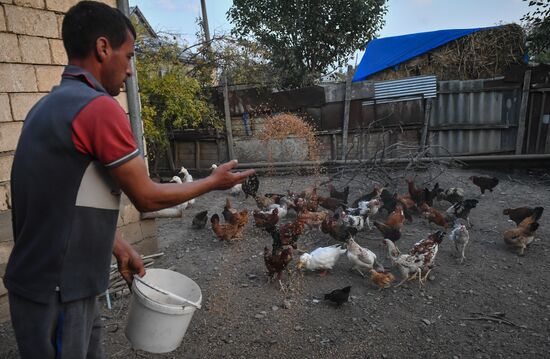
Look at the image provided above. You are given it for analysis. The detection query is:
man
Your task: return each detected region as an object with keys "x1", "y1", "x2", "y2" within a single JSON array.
[{"x1": 3, "y1": 1, "x2": 254, "y2": 358}]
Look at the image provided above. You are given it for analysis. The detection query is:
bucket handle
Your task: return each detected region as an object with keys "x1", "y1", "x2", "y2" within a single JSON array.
[{"x1": 133, "y1": 275, "x2": 202, "y2": 309}]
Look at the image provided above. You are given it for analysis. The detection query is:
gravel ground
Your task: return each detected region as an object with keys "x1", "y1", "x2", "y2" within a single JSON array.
[{"x1": 1, "y1": 166, "x2": 549, "y2": 359}]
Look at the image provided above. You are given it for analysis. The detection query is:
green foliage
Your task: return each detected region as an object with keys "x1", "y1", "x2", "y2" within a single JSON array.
[
  {"x1": 227, "y1": 0, "x2": 387, "y2": 88},
  {"x1": 522, "y1": 0, "x2": 550, "y2": 60},
  {"x1": 132, "y1": 19, "x2": 221, "y2": 168}
]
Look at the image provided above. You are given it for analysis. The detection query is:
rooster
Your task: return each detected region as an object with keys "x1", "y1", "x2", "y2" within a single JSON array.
[
  {"x1": 373, "y1": 205, "x2": 405, "y2": 242},
  {"x1": 318, "y1": 195, "x2": 347, "y2": 212},
  {"x1": 469, "y1": 175, "x2": 499, "y2": 194},
  {"x1": 410, "y1": 230, "x2": 446, "y2": 279},
  {"x1": 406, "y1": 178, "x2": 426, "y2": 205}
]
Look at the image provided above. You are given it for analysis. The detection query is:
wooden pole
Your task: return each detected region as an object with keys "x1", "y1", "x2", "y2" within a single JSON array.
[
  {"x1": 535, "y1": 92, "x2": 546, "y2": 153},
  {"x1": 341, "y1": 65, "x2": 353, "y2": 160},
  {"x1": 515, "y1": 70, "x2": 531, "y2": 154},
  {"x1": 222, "y1": 75, "x2": 235, "y2": 160},
  {"x1": 420, "y1": 98, "x2": 433, "y2": 150}
]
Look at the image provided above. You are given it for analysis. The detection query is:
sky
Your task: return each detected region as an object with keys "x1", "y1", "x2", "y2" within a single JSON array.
[{"x1": 129, "y1": 0, "x2": 531, "y2": 62}]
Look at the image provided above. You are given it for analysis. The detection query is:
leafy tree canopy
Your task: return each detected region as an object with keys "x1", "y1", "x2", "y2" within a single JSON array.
[
  {"x1": 227, "y1": 0, "x2": 387, "y2": 88},
  {"x1": 132, "y1": 19, "x2": 220, "y2": 169},
  {"x1": 522, "y1": 0, "x2": 550, "y2": 61}
]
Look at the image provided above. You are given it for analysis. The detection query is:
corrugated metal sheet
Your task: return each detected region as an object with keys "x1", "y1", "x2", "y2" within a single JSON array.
[
  {"x1": 430, "y1": 129, "x2": 512, "y2": 156},
  {"x1": 374, "y1": 75, "x2": 437, "y2": 100},
  {"x1": 430, "y1": 79, "x2": 521, "y2": 127}
]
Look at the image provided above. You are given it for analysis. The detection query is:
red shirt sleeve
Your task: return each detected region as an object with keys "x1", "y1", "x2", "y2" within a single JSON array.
[{"x1": 72, "y1": 96, "x2": 139, "y2": 168}]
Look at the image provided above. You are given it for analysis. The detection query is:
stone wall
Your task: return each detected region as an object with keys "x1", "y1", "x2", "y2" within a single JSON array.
[{"x1": 0, "y1": 0, "x2": 157, "y2": 323}]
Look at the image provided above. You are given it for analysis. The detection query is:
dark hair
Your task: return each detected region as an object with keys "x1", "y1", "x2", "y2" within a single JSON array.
[{"x1": 62, "y1": 1, "x2": 136, "y2": 60}]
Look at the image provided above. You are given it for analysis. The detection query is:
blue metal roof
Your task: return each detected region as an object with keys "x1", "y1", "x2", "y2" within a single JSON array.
[{"x1": 352, "y1": 27, "x2": 496, "y2": 82}]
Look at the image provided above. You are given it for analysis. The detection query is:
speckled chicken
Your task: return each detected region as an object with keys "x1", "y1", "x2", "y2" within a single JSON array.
[
  {"x1": 409, "y1": 230, "x2": 446, "y2": 278},
  {"x1": 449, "y1": 222, "x2": 470, "y2": 263}
]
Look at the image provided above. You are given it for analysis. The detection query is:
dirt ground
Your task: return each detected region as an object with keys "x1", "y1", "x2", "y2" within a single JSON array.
[{"x1": 1, "y1": 165, "x2": 549, "y2": 359}]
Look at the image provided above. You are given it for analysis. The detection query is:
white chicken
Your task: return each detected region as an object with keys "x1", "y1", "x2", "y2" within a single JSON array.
[
  {"x1": 345, "y1": 237, "x2": 383, "y2": 277},
  {"x1": 383, "y1": 239, "x2": 425, "y2": 288},
  {"x1": 265, "y1": 200, "x2": 289, "y2": 219},
  {"x1": 211, "y1": 164, "x2": 242, "y2": 196},
  {"x1": 449, "y1": 222, "x2": 470, "y2": 263},
  {"x1": 296, "y1": 244, "x2": 346, "y2": 276},
  {"x1": 178, "y1": 167, "x2": 196, "y2": 205}
]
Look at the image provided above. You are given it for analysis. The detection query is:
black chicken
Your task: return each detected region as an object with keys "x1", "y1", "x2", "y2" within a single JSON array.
[
  {"x1": 192, "y1": 210, "x2": 208, "y2": 229},
  {"x1": 324, "y1": 286, "x2": 352, "y2": 307}
]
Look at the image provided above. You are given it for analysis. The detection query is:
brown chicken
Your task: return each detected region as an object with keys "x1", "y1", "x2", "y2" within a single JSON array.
[
  {"x1": 420, "y1": 203, "x2": 452, "y2": 229},
  {"x1": 386, "y1": 205, "x2": 406, "y2": 227},
  {"x1": 406, "y1": 178, "x2": 425, "y2": 205},
  {"x1": 253, "y1": 208, "x2": 279, "y2": 230},
  {"x1": 222, "y1": 197, "x2": 237, "y2": 222},
  {"x1": 397, "y1": 195, "x2": 418, "y2": 219},
  {"x1": 469, "y1": 176, "x2": 499, "y2": 194},
  {"x1": 373, "y1": 205, "x2": 405, "y2": 242},
  {"x1": 503, "y1": 209, "x2": 543, "y2": 255},
  {"x1": 264, "y1": 246, "x2": 293, "y2": 285},
  {"x1": 321, "y1": 213, "x2": 356, "y2": 241},
  {"x1": 328, "y1": 184, "x2": 350, "y2": 204},
  {"x1": 254, "y1": 194, "x2": 276, "y2": 210},
  {"x1": 267, "y1": 219, "x2": 306, "y2": 249},
  {"x1": 318, "y1": 195, "x2": 347, "y2": 212},
  {"x1": 369, "y1": 269, "x2": 395, "y2": 290},
  {"x1": 503, "y1": 206, "x2": 544, "y2": 226},
  {"x1": 297, "y1": 209, "x2": 328, "y2": 230},
  {"x1": 211, "y1": 214, "x2": 242, "y2": 241}
]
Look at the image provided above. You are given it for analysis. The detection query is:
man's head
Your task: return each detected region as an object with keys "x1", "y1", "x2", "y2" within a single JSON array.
[{"x1": 62, "y1": 1, "x2": 136, "y2": 96}]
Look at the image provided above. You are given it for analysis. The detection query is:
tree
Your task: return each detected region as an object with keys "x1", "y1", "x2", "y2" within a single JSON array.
[
  {"x1": 132, "y1": 20, "x2": 220, "y2": 172},
  {"x1": 227, "y1": 0, "x2": 387, "y2": 88},
  {"x1": 522, "y1": 0, "x2": 550, "y2": 61}
]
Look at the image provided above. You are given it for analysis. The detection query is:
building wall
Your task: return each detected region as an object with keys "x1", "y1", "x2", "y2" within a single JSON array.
[{"x1": 0, "y1": 0, "x2": 157, "y2": 322}]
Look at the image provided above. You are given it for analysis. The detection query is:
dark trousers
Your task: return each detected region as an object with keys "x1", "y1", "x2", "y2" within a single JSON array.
[{"x1": 8, "y1": 292, "x2": 104, "y2": 359}]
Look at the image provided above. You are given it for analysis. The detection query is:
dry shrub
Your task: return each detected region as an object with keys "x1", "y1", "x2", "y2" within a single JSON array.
[{"x1": 256, "y1": 113, "x2": 321, "y2": 175}]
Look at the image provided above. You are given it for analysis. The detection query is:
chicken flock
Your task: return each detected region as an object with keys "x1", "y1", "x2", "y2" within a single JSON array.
[{"x1": 176, "y1": 168, "x2": 544, "y2": 305}]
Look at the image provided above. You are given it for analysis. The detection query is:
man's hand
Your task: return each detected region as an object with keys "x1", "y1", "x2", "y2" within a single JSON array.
[
  {"x1": 113, "y1": 232, "x2": 145, "y2": 289},
  {"x1": 210, "y1": 160, "x2": 255, "y2": 191}
]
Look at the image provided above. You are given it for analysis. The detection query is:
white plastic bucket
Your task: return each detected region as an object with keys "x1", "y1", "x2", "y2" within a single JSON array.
[{"x1": 125, "y1": 269, "x2": 202, "y2": 353}]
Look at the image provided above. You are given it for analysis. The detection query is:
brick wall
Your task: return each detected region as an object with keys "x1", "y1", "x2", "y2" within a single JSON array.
[{"x1": 0, "y1": 0, "x2": 157, "y2": 322}]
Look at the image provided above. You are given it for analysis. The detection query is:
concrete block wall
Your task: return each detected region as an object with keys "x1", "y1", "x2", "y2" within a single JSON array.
[{"x1": 0, "y1": 0, "x2": 157, "y2": 323}]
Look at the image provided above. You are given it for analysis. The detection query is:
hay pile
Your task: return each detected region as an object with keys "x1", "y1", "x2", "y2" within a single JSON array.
[
  {"x1": 369, "y1": 24, "x2": 526, "y2": 81},
  {"x1": 256, "y1": 113, "x2": 321, "y2": 175},
  {"x1": 257, "y1": 113, "x2": 320, "y2": 162}
]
